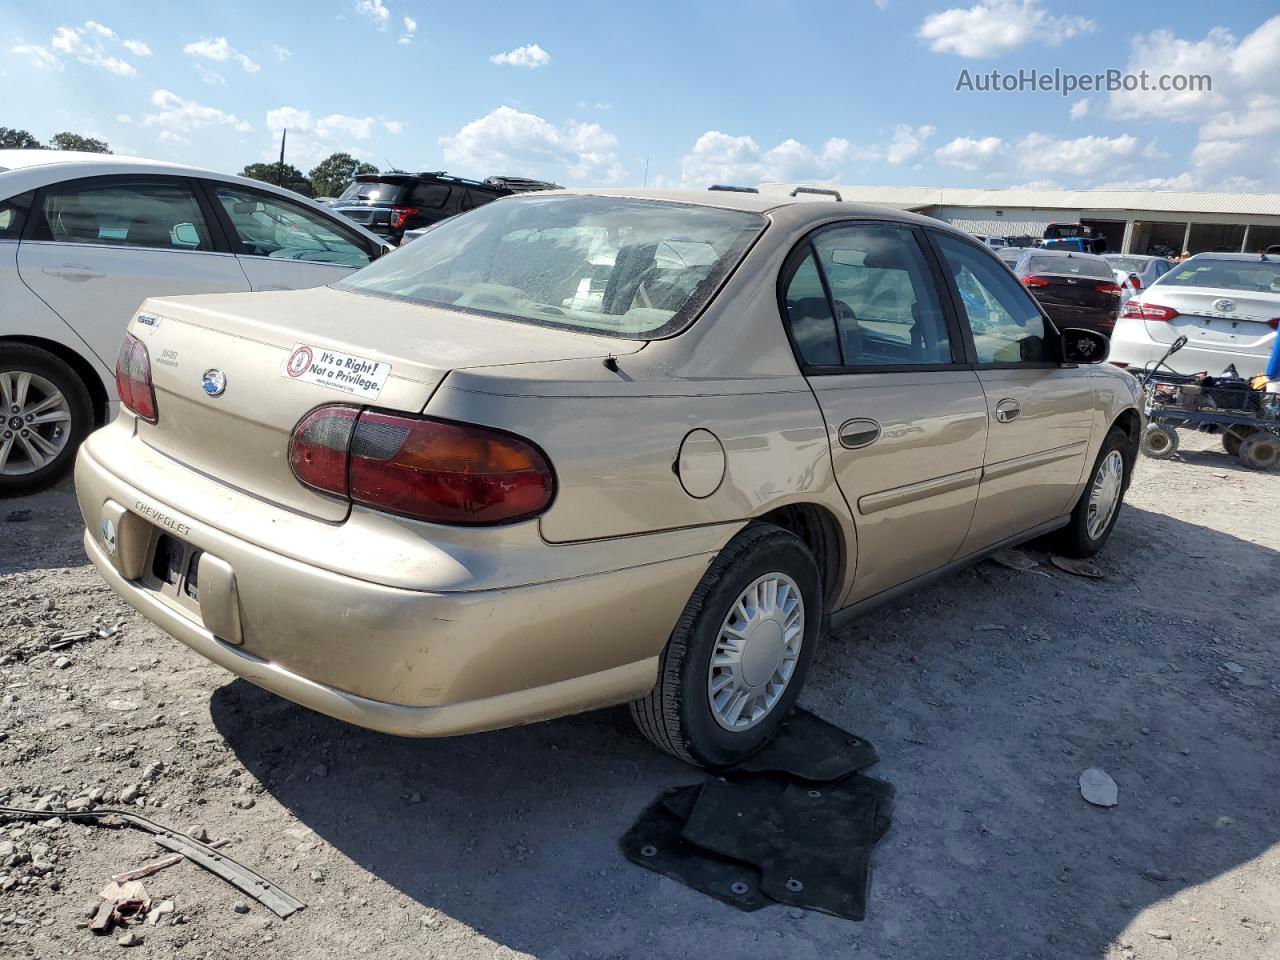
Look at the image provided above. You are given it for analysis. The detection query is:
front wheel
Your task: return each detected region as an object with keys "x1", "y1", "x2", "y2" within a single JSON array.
[
  {"x1": 629, "y1": 523, "x2": 823, "y2": 768},
  {"x1": 1052, "y1": 427, "x2": 1131, "y2": 558},
  {"x1": 0, "y1": 345, "x2": 94, "y2": 498}
]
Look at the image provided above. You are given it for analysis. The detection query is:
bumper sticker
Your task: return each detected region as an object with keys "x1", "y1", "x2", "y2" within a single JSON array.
[{"x1": 283, "y1": 344, "x2": 390, "y2": 400}]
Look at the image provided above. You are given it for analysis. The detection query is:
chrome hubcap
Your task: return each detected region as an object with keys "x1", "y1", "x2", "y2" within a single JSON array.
[
  {"x1": 0, "y1": 370, "x2": 72, "y2": 476},
  {"x1": 707, "y1": 573, "x2": 804, "y2": 732},
  {"x1": 1086, "y1": 449, "x2": 1124, "y2": 540}
]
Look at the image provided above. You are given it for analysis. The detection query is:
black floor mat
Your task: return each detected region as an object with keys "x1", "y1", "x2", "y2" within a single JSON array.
[{"x1": 622, "y1": 710, "x2": 894, "y2": 921}]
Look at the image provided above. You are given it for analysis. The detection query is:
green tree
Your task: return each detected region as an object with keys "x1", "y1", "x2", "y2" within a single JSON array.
[
  {"x1": 0, "y1": 127, "x2": 42, "y2": 149},
  {"x1": 308, "y1": 152, "x2": 377, "y2": 199},
  {"x1": 49, "y1": 132, "x2": 112, "y2": 153},
  {"x1": 239, "y1": 162, "x2": 314, "y2": 197}
]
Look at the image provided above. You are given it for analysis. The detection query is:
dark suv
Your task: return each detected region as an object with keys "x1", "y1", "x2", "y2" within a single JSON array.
[{"x1": 331, "y1": 172, "x2": 560, "y2": 244}]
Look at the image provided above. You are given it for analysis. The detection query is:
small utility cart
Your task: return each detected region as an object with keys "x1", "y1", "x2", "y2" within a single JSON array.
[{"x1": 1138, "y1": 336, "x2": 1280, "y2": 470}]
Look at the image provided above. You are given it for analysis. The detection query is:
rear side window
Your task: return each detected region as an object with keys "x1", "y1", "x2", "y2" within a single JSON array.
[
  {"x1": 935, "y1": 233, "x2": 1049, "y2": 365},
  {"x1": 409, "y1": 183, "x2": 450, "y2": 208},
  {"x1": 782, "y1": 253, "x2": 840, "y2": 366},
  {"x1": 33, "y1": 179, "x2": 213, "y2": 250},
  {"x1": 0, "y1": 191, "x2": 32, "y2": 240}
]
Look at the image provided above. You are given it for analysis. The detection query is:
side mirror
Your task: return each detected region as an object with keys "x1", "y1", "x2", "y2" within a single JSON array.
[{"x1": 1060, "y1": 327, "x2": 1110, "y2": 365}]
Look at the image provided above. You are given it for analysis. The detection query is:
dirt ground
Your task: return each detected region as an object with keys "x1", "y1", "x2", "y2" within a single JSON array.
[{"x1": 1, "y1": 428, "x2": 1278, "y2": 960}]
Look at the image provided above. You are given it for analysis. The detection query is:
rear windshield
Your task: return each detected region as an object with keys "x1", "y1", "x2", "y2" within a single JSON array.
[
  {"x1": 338, "y1": 180, "x2": 407, "y2": 203},
  {"x1": 1026, "y1": 255, "x2": 1112, "y2": 279},
  {"x1": 1105, "y1": 256, "x2": 1148, "y2": 273},
  {"x1": 337, "y1": 194, "x2": 767, "y2": 339},
  {"x1": 1160, "y1": 258, "x2": 1280, "y2": 294}
]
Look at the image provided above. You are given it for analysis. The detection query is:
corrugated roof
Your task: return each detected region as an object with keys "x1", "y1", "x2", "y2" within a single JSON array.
[{"x1": 758, "y1": 182, "x2": 1280, "y2": 217}]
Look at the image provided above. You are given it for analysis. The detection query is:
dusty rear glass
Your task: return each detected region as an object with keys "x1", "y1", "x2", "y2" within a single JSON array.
[
  {"x1": 1026, "y1": 255, "x2": 1112, "y2": 279},
  {"x1": 337, "y1": 194, "x2": 767, "y2": 339},
  {"x1": 1160, "y1": 258, "x2": 1280, "y2": 294},
  {"x1": 337, "y1": 180, "x2": 407, "y2": 203}
]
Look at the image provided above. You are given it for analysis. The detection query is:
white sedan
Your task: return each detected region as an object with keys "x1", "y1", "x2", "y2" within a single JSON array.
[
  {"x1": 0, "y1": 150, "x2": 389, "y2": 495},
  {"x1": 1109, "y1": 253, "x2": 1280, "y2": 377}
]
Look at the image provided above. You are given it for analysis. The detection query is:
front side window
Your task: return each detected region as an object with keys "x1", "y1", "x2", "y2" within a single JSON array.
[
  {"x1": 34, "y1": 180, "x2": 212, "y2": 250},
  {"x1": 339, "y1": 194, "x2": 766, "y2": 339},
  {"x1": 810, "y1": 223, "x2": 952, "y2": 366},
  {"x1": 935, "y1": 233, "x2": 1049, "y2": 364},
  {"x1": 214, "y1": 186, "x2": 372, "y2": 268}
]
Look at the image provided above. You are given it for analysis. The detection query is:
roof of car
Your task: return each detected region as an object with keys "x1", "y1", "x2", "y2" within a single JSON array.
[
  {"x1": 1186, "y1": 252, "x2": 1280, "y2": 261},
  {"x1": 1027, "y1": 248, "x2": 1108, "y2": 260},
  {"x1": 0, "y1": 149, "x2": 212, "y2": 175}
]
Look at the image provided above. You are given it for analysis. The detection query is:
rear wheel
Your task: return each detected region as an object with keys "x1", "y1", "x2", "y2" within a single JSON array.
[
  {"x1": 1141, "y1": 424, "x2": 1178, "y2": 460},
  {"x1": 1238, "y1": 431, "x2": 1279, "y2": 470},
  {"x1": 629, "y1": 523, "x2": 822, "y2": 768},
  {"x1": 1222, "y1": 426, "x2": 1250, "y2": 457},
  {"x1": 1052, "y1": 427, "x2": 1131, "y2": 558},
  {"x1": 0, "y1": 345, "x2": 93, "y2": 498}
]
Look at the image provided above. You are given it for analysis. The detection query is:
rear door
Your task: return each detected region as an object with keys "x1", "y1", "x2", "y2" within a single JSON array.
[
  {"x1": 204, "y1": 181, "x2": 377, "y2": 291},
  {"x1": 931, "y1": 232, "x2": 1095, "y2": 554},
  {"x1": 781, "y1": 221, "x2": 989, "y2": 604},
  {"x1": 16, "y1": 175, "x2": 248, "y2": 367}
]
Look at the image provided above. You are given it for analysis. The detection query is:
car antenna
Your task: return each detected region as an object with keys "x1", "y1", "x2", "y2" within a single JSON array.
[{"x1": 603, "y1": 354, "x2": 619, "y2": 372}]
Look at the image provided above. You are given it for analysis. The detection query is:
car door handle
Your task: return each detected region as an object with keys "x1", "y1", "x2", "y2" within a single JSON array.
[
  {"x1": 43, "y1": 264, "x2": 105, "y2": 280},
  {"x1": 995, "y1": 399, "x2": 1021, "y2": 423},
  {"x1": 838, "y1": 418, "x2": 881, "y2": 449}
]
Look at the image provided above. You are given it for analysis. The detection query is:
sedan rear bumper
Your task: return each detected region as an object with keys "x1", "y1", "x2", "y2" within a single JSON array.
[{"x1": 75, "y1": 437, "x2": 721, "y2": 737}]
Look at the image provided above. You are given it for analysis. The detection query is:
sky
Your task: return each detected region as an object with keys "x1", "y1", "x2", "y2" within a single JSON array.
[{"x1": 3, "y1": 0, "x2": 1279, "y2": 193}]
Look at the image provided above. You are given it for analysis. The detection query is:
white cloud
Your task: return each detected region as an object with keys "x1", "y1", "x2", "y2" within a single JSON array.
[
  {"x1": 17, "y1": 21, "x2": 149, "y2": 75},
  {"x1": 355, "y1": 0, "x2": 391, "y2": 29},
  {"x1": 399, "y1": 15, "x2": 417, "y2": 45},
  {"x1": 917, "y1": 0, "x2": 1094, "y2": 58},
  {"x1": 382, "y1": 120, "x2": 403, "y2": 134},
  {"x1": 1014, "y1": 132, "x2": 1138, "y2": 177},
  {"x1": 440, "y1": 106, "x2": 622, "y2": 184},
  {"x1": 1070, "y1": 98, "x2": 1089, "y2": 120},
  {"x1": 273, "y1": 45, "x2": 292, "y2": 61},
  {"x1": 489, "y1": 43, "x2": 551, "y2": 68},
  {"x1": 196, "y1": 64, "x2": 227, "y2": 86},
  {"x1": 264, "y1": 107, "x2": 383, "y2": 168},
  {"x1": 934, "y1": 135, "x2": 1007, "y2": 170},
  {"x1": 873, "y1": 0, "x2": 889, "y2": 8},
  {"x1": 140, "y1": 89, "x2": 252, "y2": 135},
  {"x1": 1107, "y1": 16, "x2": 1280, "y2": 190},
  {"x1": 183, "y1": 37, "x2": 260, "y2": 73},
  {"x1": 679, "y1": 124, "x2": 935, "y2": 186}
]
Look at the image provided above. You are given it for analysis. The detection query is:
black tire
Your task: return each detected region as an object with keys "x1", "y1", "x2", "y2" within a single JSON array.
[
  {"x1": 1238, "y1": 431, "x2": 1279, "y2": 470},
  {"x1": 1222, "y1": 426, "x2": 1249, "y2": 457},
  {"x1": 1052, "y1": 426, "x2": 1132, "y2": 559},
  {"x1": 1141, "y1": 423, "x2": 1178, "y2": 460},
  {"x1": 629, "y1": 523, "x2": 823, "y2": 768},
  {"x1": 0, "y1": 344, "x2": 94, "y2": 498}
]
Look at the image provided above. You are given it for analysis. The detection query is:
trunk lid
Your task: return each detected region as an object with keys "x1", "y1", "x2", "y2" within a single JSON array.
[
  {"x1": 130, "y1": 286, "x2": 641, "y2": 521},
  {"x1": 1140, "y1": 285, "x2": 1280, "y2": 355}
]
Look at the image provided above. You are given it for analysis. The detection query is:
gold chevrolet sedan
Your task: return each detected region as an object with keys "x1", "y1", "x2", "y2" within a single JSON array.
[{"x1": 75, "y1": 189, "x2": 1142, "y2": 767}]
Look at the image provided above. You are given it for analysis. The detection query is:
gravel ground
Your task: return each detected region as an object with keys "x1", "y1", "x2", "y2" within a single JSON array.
[{"x1": 1, "y1": 428, "x2": 1278, "y2": 960}]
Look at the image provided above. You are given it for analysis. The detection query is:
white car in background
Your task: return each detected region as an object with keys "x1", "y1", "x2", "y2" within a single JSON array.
[
  {"x1": 1110, "y1": 253, "x2": 1280, "y2": 377},
  {"x1": 0, "y1": 150, "x2": 389, "y2": 495}
]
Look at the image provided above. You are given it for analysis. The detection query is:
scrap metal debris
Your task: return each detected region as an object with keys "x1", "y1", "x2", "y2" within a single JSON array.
[
  {"x1": 0, "y1": 806, "x2": 305, "y2": 918},
  {"x1": 988, "y1": 549, "x2": 1046, "y2": 574},
  {"x1": 1079, "y1": 768, "x2": 1119, "y2": 807},
  {"x1": 48, "y1": 625, "x2": 117, "y2": 651},
  {"x1": 622, "y1": 710, "x2": 894, "y2": 921}
]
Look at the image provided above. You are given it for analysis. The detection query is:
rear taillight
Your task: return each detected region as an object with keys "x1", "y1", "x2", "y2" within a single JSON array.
[
  {"x1": 1121, "y1": 301, "x2": 1179, "y2": 322},
  {"x1": 1022, "y1": 275, "x2": 1050, "y2": 287},
  {"x1": 288, "y1": 405, "x2": 555, "y2": 525},
  {"x1": 1268, "y1": 317, "x2": 1280, "y2": 331},
  {"x1": 114, "y1": 332, "x2": 157, "y2": 422},
  {"x1": 1095, "y1": 281, "x2": 1122, "y2": 295},
  {"x1": 1129, "y1": 275, "x2": 1143, "y2": 290},
  {"x1": 389, "y1": 206, "x2": 420, "y2": 230},
  {"x1": 289, "y1": 405, "x2": 359, "y2": 497}
]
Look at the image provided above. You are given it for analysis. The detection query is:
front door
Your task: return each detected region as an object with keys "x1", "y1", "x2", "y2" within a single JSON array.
[
  {"x1": 17, "y1": 176, "x2": 249, "y2": 368},
  {"x1": 930, "y1": 232, "x2": 1095, "y2": 555},
  {"x1": 781, "y1": 222, "x2": 990, "y2": 605}
]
